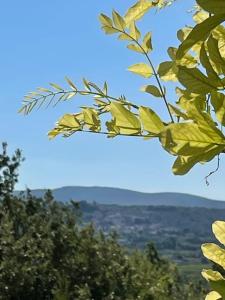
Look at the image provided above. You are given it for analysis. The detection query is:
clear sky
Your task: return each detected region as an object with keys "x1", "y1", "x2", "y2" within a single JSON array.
[{"x1": 1, "y1": 0, "x2": 225, "y2": 200}]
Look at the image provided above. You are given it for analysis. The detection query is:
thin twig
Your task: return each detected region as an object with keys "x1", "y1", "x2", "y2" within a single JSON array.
[
  {"x1": 113, "y1": 27, "x2": 174, "y2": 123},
  {"x1": 204, "y1": 155, "x2": 220, "y2": 186}
]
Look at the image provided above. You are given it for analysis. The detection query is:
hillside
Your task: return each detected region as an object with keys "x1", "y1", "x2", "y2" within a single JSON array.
[
  {"x1": 80, "y1": 201, "x2": 223, "y2": 266},
  {"x1": 16, "y1": 186, "x2": 225, "y2": 208}
]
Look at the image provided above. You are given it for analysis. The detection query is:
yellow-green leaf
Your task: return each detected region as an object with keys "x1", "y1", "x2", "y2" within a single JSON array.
[
  {"x1": 158, "y1": 61, "x2": 178, "y2": 82},
  {"x1": 141, "y1": 85, "x2": 162, "y2": 97},
  {"x1": 160, "y1": 122, "x2": 225, "y2": 156},
  {"x1": 213, "y1": 221, "x2": 225, "y2": 246},
  {"x1": 172, "y1": 146, "x2": 222, "y2": 175},
  {"x1": 139, "y1": 106, "x2": 164, "y2": 134},
  {"x1": 82, "y1": 108, "x2": 100, "y2": 131},
  {"x1": 168, "y1": 104, "x2": 188, "y2": 120},
  {"x1": 202, "y1": 243, "x2": 225, "y2": 269},
  {"x1": 50, "y1": 83, "x2": 64, "y2": 91},
  {"x1": 110, "y1": 102, "x2": 141, "y2": 135},
  {"x1": 142, "y1": 32, "x2": 152, "y2": 52},
  {"x1": 65, "y1": 77, "x2": 77, "y2": 91},
  {"x1": 124, "y1": 0, "x2": 153, "y2": 26},
  {"x1": 202, "y1": 269, "x2": 225, "y2": 299},
  {"x1": 118, "y1": 33, "x2": 133, "y2": 41},
  {"x1": 58, "y1": 114, "x2": 80, "y2": 128},
  {"x1": 99, "y1": 14, "x2": 113, "y2": 27},
  {"x1": 168, "y1": 47, "x2": 197, "y2": 68},
  {"x1": 112, "y1": 10, "x2": 126, "y2": 31},
  {"x1": 205, "y1": 291, "x2": 222, "y2": 300},
  {"x1": 129, "y1": 22, "x2": 141, "y2": 40},
  {"x1": 211, "y1": 92, "x2": 225, "y2": 126},
  {"x1": 101, "y1": 26, "x2": 119, "y2": 35},
  {"x1": 127, "y1": 44, "x2": 143, "y2": 53},
  {"x1": 128, "y1": 63, "x2": 152, "y2": 78}
]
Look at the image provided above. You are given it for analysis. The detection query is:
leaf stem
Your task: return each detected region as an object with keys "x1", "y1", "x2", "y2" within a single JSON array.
[
  {"x1": 21, "y1": 89, "x2": 139, "y2": 114},
  {"x1": 115, "y1": 27, "x2": 174, "y2": 123}
]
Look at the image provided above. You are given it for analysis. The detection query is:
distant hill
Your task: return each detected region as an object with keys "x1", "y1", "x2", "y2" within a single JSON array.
[{"x1": 15, "y1": 186, "x2": 225, "y2": 208}]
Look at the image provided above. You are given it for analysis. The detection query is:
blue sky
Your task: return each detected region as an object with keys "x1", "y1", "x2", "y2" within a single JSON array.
[{"x1": 1, "y1": 0, "x2": 225, "y2": 200}]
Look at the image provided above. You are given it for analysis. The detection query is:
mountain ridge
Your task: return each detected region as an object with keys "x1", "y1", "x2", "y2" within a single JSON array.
[{"x1": 15, "y1": 186, "x2": 225, "y2": 209}]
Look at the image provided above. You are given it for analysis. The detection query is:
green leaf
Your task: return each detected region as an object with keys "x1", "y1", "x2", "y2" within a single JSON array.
[
  {"x1": 207, "y1": 35, "x2": 225, "y2": 75},
  {"x1": 196, "y1": 0, "x2": 225, "y2": 15},
  {"x1": 82, "y1": 108, "x2": 100, "y2": 132},
  {"x1": 37, "y1": 87, "x2": 52, "y2": 93},
  {"x1": 124, "y1": 0, "x2": 153, "y2": 26},
  {"x1": 128, "y1": 63, "x2": 152, "y2": 78},
  {"x1": 118, "y1": 33, "x2": 133, "y2": 41},
  {"x1": 158, "y1": 61, "x2": 178, "y2": 81},
  {"x1": 176, "y1": 14, "x2": 225, "y2": 59},
  {"x1": 142, "y1": 32, "x2": 152, "y2": 52},
  {"x1": 101, "y1": 26, "x2": 119, "y2": 35},
  {"x1": 106, "y1": 118, "x2": 120, "y2": 137},
  {"x1": 211, "y1": 92, "x2": 225, "y2": 126},
  {"x1": 103, "y1": 82, "x2": 108, "y2": 95},
  {"x1": 168, "y1": 104, "x2": 188, "y2": 120},
  {"x1": 83, "y1": 78, "x2": 91, "y2": 91},
  {"x1": 139, "y1": 106, "x2": 164, "y2": 134},
  {"x1": 110, "y1": 102, "x2": 141, "y2": 135},
  {"x1": 64, "y1": 92, "x2": 77, "y2": 100},
  {"x1": 172, "y1": 146, "x2": 222, "y2": 175},
  {"x1": 48, "y1": 129, "x2": 61, "y2": 140},
  {"x1": 112, "y1": 10, "x2": 126, "y2": 31},
  {"x1": 168, "y1": 47, "x2": 197, "y2": 68},
  {"x1": 177, "y1": 66, "x2": 218, "y2": 94},
  {"x1": 58, "y1": 114, "x2": 80, "y2": 128},
  {"x1": 200, "y1": 43, "x2": 222, "y2": 84},
  {"x1": 65, "y1": 77, "x2": 77, "y2": 91},
  {"x1": 127, "y1": 44, "x2": 143, "y2": 53},
  {"x1": 129, "y1": 22, "x2": 141, "y2": 40},
  {"x1": 50, "y1": 83, "x2": 64, "y2": 91},
  {"x1": 99, "y1": 14, "x2": 113, "y2": 27},
  {"x1": 141, "y1": 85, "x2": 162, "y2": 97}
]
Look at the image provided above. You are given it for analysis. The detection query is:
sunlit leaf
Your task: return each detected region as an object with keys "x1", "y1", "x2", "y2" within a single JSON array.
[
  {"x1": 205, "y1": 291, "x2": 222, "y2": 300},
  {"x1": 142, "y1": 32, "x2": 152, "y2": 52},
  {"x1": 128, "y1": 63, "x2": 152, "y2": 78},
  {"x1": 110, "y1": 102, "x2": 141, "y2": 134},
  {"x1": 50, "y1": 83, "x2": 64, "y2": 91},
  {"x1": 129, "y1": 22, "x2": 141, "y2": 40},
  {"x1": 141, "y1": 85, "x2": 162, "y2": 97},
  {"x1": 211, "y1": 92, "x2": 225, "y2": 126},
  {"x1": 112, "y1": 10, "x2": 126, "y2": 31},
  {"x1": 99, "y1": 14, "x2": 113, "y2": 27},
  {"x1": 139, "y1": 106, "x2": 164, "y2": 134},
  {"x1": 124, "y1": 0, "x2": 153, "y2": 26},
  {"x1": 65, "y1": 77, "x2": 77, "y2": 91},
  {"x1": 158, "y1": 61, "x2": 178, "y2": 81},
  {"x1": 213, "y1": 221, "x2": 225, "y2": 246}
]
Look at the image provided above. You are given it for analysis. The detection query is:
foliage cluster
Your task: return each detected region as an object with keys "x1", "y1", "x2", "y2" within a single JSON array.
[
  {"x1": 0, "y1": 144, "x2": 205, "y2": 299},
  {"x1": 20, "y1": 0, "x2": 225, "y2": 178}
]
